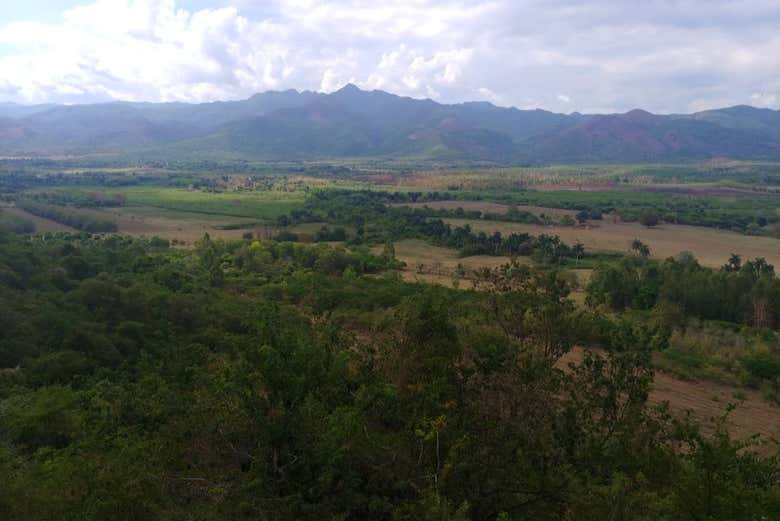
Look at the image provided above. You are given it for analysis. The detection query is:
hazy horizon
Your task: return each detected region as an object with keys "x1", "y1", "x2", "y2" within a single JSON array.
[{"x1": 1, "y1": 82, "x2": 778, "y2": 118}]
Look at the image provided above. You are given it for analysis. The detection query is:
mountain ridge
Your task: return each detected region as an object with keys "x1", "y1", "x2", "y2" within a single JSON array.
[{"x1": 1, "y1": 86, "x2": 779, "y2": 163}]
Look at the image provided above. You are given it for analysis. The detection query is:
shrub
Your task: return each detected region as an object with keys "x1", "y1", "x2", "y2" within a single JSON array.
[{"x1": 639, "y1": 212, "x2": 660, "y2": 227}]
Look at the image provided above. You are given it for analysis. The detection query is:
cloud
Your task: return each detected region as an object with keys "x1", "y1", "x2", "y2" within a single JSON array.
[{"x1": 0, "y1": 0, "x2": 778, "y2": 113}]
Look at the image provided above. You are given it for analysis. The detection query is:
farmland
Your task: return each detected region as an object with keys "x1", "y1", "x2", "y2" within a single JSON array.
[
  {"x1": 105, "y1": 186, "x2": 306, "y2": 220},
  {"x1": 443, "y1": 217, "x2": 780, "y2": 268}
]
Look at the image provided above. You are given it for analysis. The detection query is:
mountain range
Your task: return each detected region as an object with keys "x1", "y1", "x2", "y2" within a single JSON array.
[{"x1": 1, "y1": 85, "x2": 779, "y2": 163}]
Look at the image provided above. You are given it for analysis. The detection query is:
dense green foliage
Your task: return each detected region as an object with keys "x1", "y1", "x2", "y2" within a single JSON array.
[
  {"x1": 587, "y1": 254, "x2": 780, "y2": 328},
  {"x1": 0, "y1": 232, "x2": 778, "y2": 520}
]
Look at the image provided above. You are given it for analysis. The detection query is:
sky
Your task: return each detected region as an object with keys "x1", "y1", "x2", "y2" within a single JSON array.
[{"x1": 0, "y1": 0, "x2": 778, "y2": 113}]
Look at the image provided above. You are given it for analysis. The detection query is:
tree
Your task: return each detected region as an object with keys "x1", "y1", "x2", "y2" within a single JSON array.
[
  {"x1": 723, "y1": 253, "x2": 742, "y2": 272},
  {"x1": 638, "y1": 212, "x2": 659, "y2": 228},
  {"x1": 575, "y1": 210, "x2": 590, "y2": 225},
  {"x1": 572, "y1": 242, "x2": 585, "y2": 265},
  {"x1": 630, "y1": 239, "x2": 650, "y2": 258},
  {"x1": 382, "y1": 240, "x2": 396, "y2": 261}
]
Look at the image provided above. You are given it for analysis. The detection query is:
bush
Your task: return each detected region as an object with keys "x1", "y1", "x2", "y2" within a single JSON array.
[
  {"x1": 639, "y1": 212, "x2": 660, "y2": 227},
  {"x1": 743, "y1": 350, "x2": 780, "y2": 380}
]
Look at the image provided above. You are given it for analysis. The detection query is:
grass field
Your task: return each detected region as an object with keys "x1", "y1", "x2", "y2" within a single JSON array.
[
  {"x1": 92, "y1": 206, "x2": 273, "y2": 242},
  {"x1": 114, "y1": 187, "x2": 305, "y2": 220},
  {"x1": 445, "y1": 218, "x2": 780, "y2": 268}
]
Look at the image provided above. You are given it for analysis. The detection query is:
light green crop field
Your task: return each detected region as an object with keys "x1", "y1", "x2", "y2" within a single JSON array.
[{"x1": 116, "y1": 187, "x2": 306, "y2": 220}]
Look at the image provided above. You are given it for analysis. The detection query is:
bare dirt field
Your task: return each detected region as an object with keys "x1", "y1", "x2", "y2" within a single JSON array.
[
  {"x1": 445, "y1": 218, "x2": 780, "y2": 268},
  {"x1": 561, "y1": 347, "x2": 780, "y2": 450}
]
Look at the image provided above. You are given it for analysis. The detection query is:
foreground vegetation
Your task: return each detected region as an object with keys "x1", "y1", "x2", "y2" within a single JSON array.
[{"x1": 0, "y1": 231, "x2": 778, "y2": 520}]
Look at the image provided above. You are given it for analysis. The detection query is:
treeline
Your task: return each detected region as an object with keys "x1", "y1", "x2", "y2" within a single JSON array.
[
  {"x1": 588, "y1": 253, "x2": 780, "y2": 330},
  {"x1": 0, "y1": 231, "x2": 777, "y2": 519},
  {"x1": 16, "y1": 199, "x2": 118, "y2": 232},
  {"x1": 280, "y1": 190, "x2": 584, "y2": 263},
  {"x1": 23, "y1": 190, "x2": 127, "y2": 207},
  {"x1": 323, "y1": 186, "x2": 778, "y2": 234},
  {"x1": 493, "y1": 191, "x2": 779, "y2": 234},
  {"x1": 401, "y1": 204, "x2": 546, "y2": 225}
]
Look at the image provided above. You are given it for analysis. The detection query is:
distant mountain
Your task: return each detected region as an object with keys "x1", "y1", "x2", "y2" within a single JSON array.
[
  {"x1": 124, "y1": 89, "x2": 323, "y2": 129},
  {"x1": 1, "y1": 86, "x2": 779, "y2": 163},
  {"x1": 688, "y1": 105, "x2": 780, "y2": 137},
  {"x1": 525, "y1": 108, "x2": 780, "y2": 162},
  {"x1": 0, "y1": 102, "x2": 55, "y2": 119}
]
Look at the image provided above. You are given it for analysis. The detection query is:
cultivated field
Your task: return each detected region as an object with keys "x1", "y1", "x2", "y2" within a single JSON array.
[
  {"x1": 99, "y1": 206, "x2": 274, "y2": 242},
  {"x1": 116, "y1": 186, "x2": 305, "y2": 220},
  {"x1": 446, "y1": 218, "x2": 780, "y2": 268}
]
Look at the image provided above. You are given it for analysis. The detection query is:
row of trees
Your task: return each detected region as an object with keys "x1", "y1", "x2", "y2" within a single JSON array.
[
  {"x1": 16, "y1": 199, "x2": 118, "y2": 232},
  {"x1": 23, "y1": 190, "x2": 128, "y2": 207},
  {"x1": 588, "y1": 253, "x2": 780, "y2": 330}
]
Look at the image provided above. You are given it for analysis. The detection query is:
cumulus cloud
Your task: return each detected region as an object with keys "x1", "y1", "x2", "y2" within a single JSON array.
[{"x1": 0, "y1": 0, "x2": 778, "y2": 113}]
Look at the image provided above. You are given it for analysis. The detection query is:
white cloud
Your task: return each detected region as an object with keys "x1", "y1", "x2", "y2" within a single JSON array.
[
  {"x1": 0, "y1": 0, "x2": 778, "y2": 112},
  {"x1": 751, "y1": 92, "x2": 778, "y2": 108}
]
